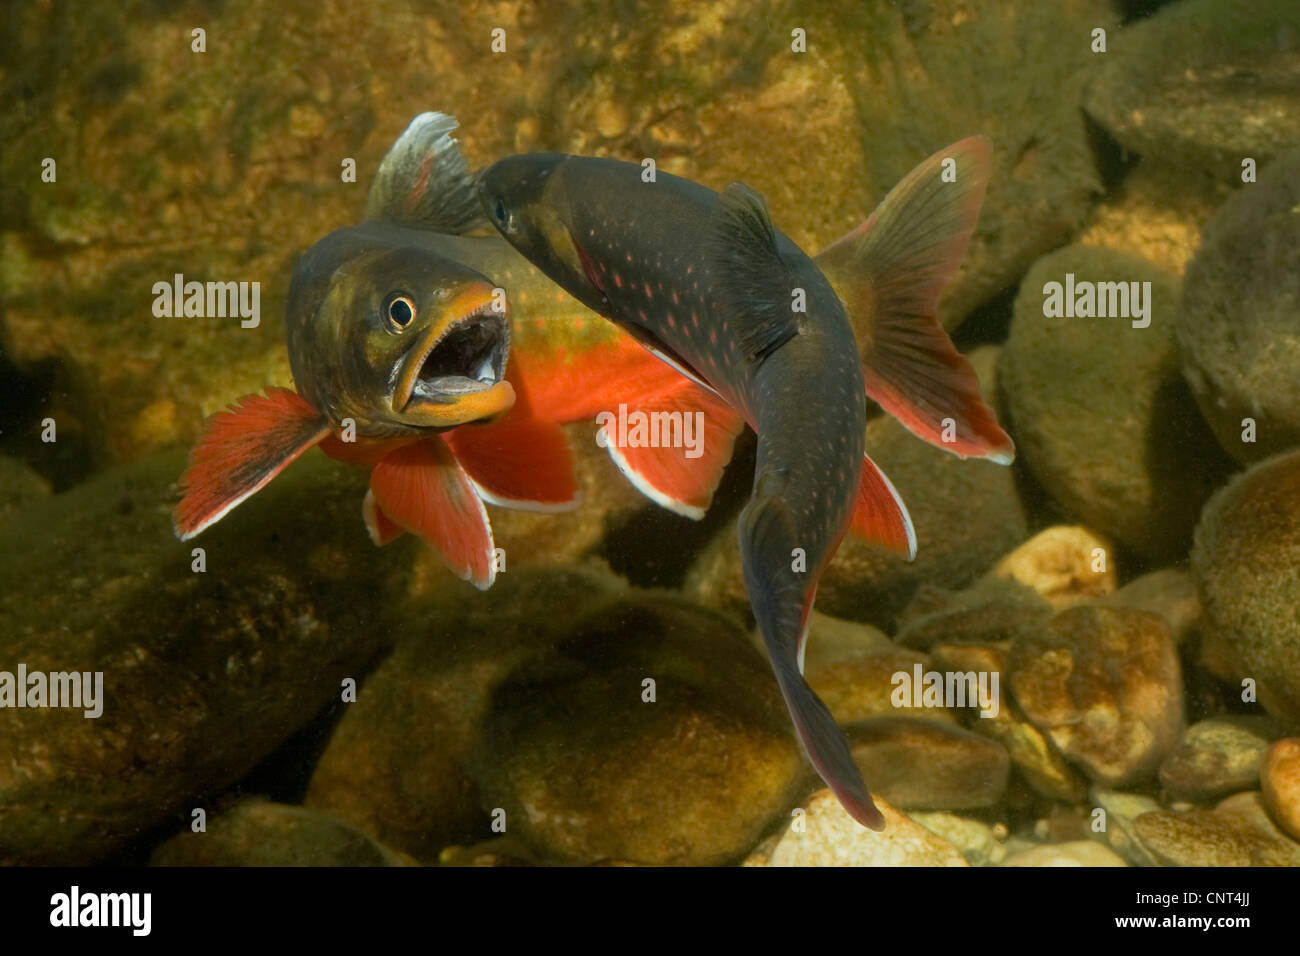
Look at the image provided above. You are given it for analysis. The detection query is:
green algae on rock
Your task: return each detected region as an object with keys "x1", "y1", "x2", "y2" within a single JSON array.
[
  {"x1": 0, "y1": 449, "x2": 411, "y2": 865},
  {"x1": 469, "y1": 594, "x2": 806, "y2": 865},
  {"x1": 1192, "y1": 449, "x2": 1300, "y2": 725},
  {"x1": 1084, "y1": 0, "x2": 1300, "y2": 182},
  {"x1": 303, "y1": 564, "x2": 629, "y2": 862},
  {"x1": 1000, "y1": 244, "x2": 1233, "y2": 563},
  {"x1": 1178, "y1": 148, "x2": 1300, "y2": 465},
  {"x1": 150, "y1": 798, "x2": 415, "y2": 867}
]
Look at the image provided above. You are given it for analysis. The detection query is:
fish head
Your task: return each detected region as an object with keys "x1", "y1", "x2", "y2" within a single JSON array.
[
  {"x1": 288, "y1": 240, "x2": 514, "y2": 436},
  {"x1": 477, "y1": 154, "x2": 602, "y2": 303}
]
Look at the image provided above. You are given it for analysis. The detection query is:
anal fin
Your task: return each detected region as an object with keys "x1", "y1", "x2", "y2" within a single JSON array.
[{"x1": 849, "y1": 454, "x2": 917, "y2": 560}]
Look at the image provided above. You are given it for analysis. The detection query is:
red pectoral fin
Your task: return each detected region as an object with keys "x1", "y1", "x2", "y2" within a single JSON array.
[
  {"x1": 849, "y1": 454, "x2": 917, "y2": 560},
  {"x1": 599, "y1": 380, "x2": 745, "y2": 519},
  {"x1": 369, "y1": 437, "x2": 496, "y2": 589},
  {"x1": 443, "y1": 354, "x2": 580, "y2": 512},
  {"x1": 173, "y1": 387, "x2": 330, "y2": 540}
]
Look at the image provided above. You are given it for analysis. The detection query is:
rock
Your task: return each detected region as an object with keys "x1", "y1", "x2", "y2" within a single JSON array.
[
  {"x1": 151, "y1": 799, "x2": 413, "y2": 866},
  {"x1": 1000, "y1": 244, "x2": 1233, "y2": 563},
  {"x1": 0, "y1": 449, "x2": 415, "y2": 865},
  {"x1": 0, "y1": 455, "x2": 50, "y2": 525},
  {"x1": 1158, "y1": 716, "x2": 1280, "y2": 802},
  {"x1": 908, "y1": 812, "x2": 1015, "y2": 866},
  {"x1": 1106, "y1": 568, "x2": 1201, "y2": 647},
  {"x1": 1076, "y1": 160, "x2": 1231, "y2": 278},
  {"x1": 469, "y1": 594, "x2": 805, "y2": 866},
  {"x1": 930, "y1": 641, "x2": 1088, "y2": 802},
  {"x1": 802, "y1": 615, "x2": 956, "y2": 727},
  {"x1": 988, "y1": 526, "x2": 1117, "y2": 608},
  {"x1": 1134, "y1": 791, "x2": 1300, "y2": 866},
  {"x1": 1261, "y1": 738, "x2": 1300, "y2": 841},
  {"x1": 1001, "y1": 841, "x2": 1128, "y2": 867},
  {"x1": 844, "y1": 717, "x2": 1010, "y2": 810},
  {"x1": 687, "y1": 347, "x2": 1029, "y2": 631},
  {"x1": 763, "y1": 790, "x2": 968, "y2": 867},
  {"x1": 1090, "y1": 787, "x2": 1162, "y2": 867},
  {"x1": 437, "y1": 838, "x2": 540, "y2": 867},
  {"x1": 304, "y1": 564, "x2": 628, "y2": 862},
  {"x1": 1084, "y1": 0, "x2": 1300, "y2": 182},
  {"x1": 895, "y1": 578, "x2": 1052, "y2": 651},
  {"x1": 0, "y1": 0, "x2": 1113, "y2": 466},
  {"x1": 1192, "y1": 450, "x2": 1300, "y2": 723},
  {"x1": 1178, "y1": 148, "x2": 1300, "y2": 464},
  {"x1": 1009, "y1": 605, "x2": 1183, "y2": 786}
]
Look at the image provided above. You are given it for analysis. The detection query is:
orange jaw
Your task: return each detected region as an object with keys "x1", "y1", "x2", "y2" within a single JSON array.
[{"x1": 392, "y1": 284, "x2": 514, "y2": 429}]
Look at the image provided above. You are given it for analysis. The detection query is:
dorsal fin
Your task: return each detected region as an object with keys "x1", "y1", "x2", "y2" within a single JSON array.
[
  {"x1": 366, "y1": 112, "x2": 485, "y2": 233},
  {"x1": 708, "y1": 183, "x2": 802, "y2": 367}
]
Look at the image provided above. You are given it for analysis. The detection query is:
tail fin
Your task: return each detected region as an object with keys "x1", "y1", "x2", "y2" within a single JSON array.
[
  {"x1": 739, "y1": 490, "x2": 885, "y2": 830},
  {"x1": 815, "y1": 136, "x2": 1014, "y2": 465},
  {"x1": 367, "y1": 111, "x2": 484, "y2": 233}
]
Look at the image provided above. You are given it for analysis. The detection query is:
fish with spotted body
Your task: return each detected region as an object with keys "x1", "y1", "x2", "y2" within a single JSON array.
[{"x1": 477, "y1": 143, "x2": 1015, "y2": 827}]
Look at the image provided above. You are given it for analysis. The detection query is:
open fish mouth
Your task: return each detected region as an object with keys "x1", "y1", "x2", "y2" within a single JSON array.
[
  {"x1": 410, "y1": 308, "x2": 508, "y2": 402},
  {"x1": 393, "y1": 291, "x2": 515, "y2": 428},
  {"x1": 396, "y1": 302, "x2": 508, "y2": 406}
]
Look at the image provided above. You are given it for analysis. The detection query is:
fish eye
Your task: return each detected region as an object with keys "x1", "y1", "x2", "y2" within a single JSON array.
[{"x1": 385, "y1": 294, "x2": 416, "y2": 331}]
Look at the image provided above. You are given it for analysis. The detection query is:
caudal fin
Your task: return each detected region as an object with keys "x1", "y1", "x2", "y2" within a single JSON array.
[
  {"x1": 173, "y1": 387, "x2": 330, "y2": 540},
  {"x1": 815, "y1": 137, "x2": 1014, "y2": 465},
  {"x1": 739, "y1": 490, "x2": 885, "y2": 830}
]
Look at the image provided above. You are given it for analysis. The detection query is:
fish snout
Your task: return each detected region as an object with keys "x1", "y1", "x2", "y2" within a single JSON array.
[{"x1": 393, "y1": 285, "x2": 514, "y2": 428}]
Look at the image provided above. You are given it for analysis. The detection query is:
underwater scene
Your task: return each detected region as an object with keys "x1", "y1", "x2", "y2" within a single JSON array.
[{"x1": 1, "y1": 0, "x2": 1299, "y2": 878}]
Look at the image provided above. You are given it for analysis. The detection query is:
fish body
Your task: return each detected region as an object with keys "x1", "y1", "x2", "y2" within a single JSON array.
[
  {"x1": 478, "y1": 146, "x2": 1014, "y2": 827},
  {"x1": 175, "y1": 112, "x2": 735, "y2": 587},
  {"x1": 173, "y1": 115, "x2": 588, "y2": 587}
]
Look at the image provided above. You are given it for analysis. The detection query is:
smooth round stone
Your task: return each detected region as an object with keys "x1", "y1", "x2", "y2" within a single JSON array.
[
  {"x1": 470, "y1": 596, "x2": 805, "y2": 866},
  {"x1": 1105, "y1": 568, "x2": 1201, "y2": 647},
  {"x1": 989, "y1": 525, "x2": 1117, "y2": 609},
  {"x1": 1158, "y1": 716, "x2": 1280, "y2": 802},
  {"x1": 1134, "y1": 791, "x2": 1300, "y2": 867},
  {"x1": 151, "y1": 800, "x2": 413, "y2": 867},
  {"x1": 1179, "y1": 148, "x2": 1300, "y2": 463},
  {"x1": 1192, "y1": 450, "x2": 1300, "y2": 723},
  {"x1": 844, "y1": 717, "x2": 1011, "y2": 810},
  {"x1": 762, "y1": 790, "x2": 968, "y2": 867},
  {"x1": 1001, "y1": 841, "x2": 1128, "y2": 867},
  {"x1": 1001, "y1": 244, "x2": 1232, "y2": 562},
  {"x1": 1261, "y1": 738, "x2": 1300, "y2": 842}
]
